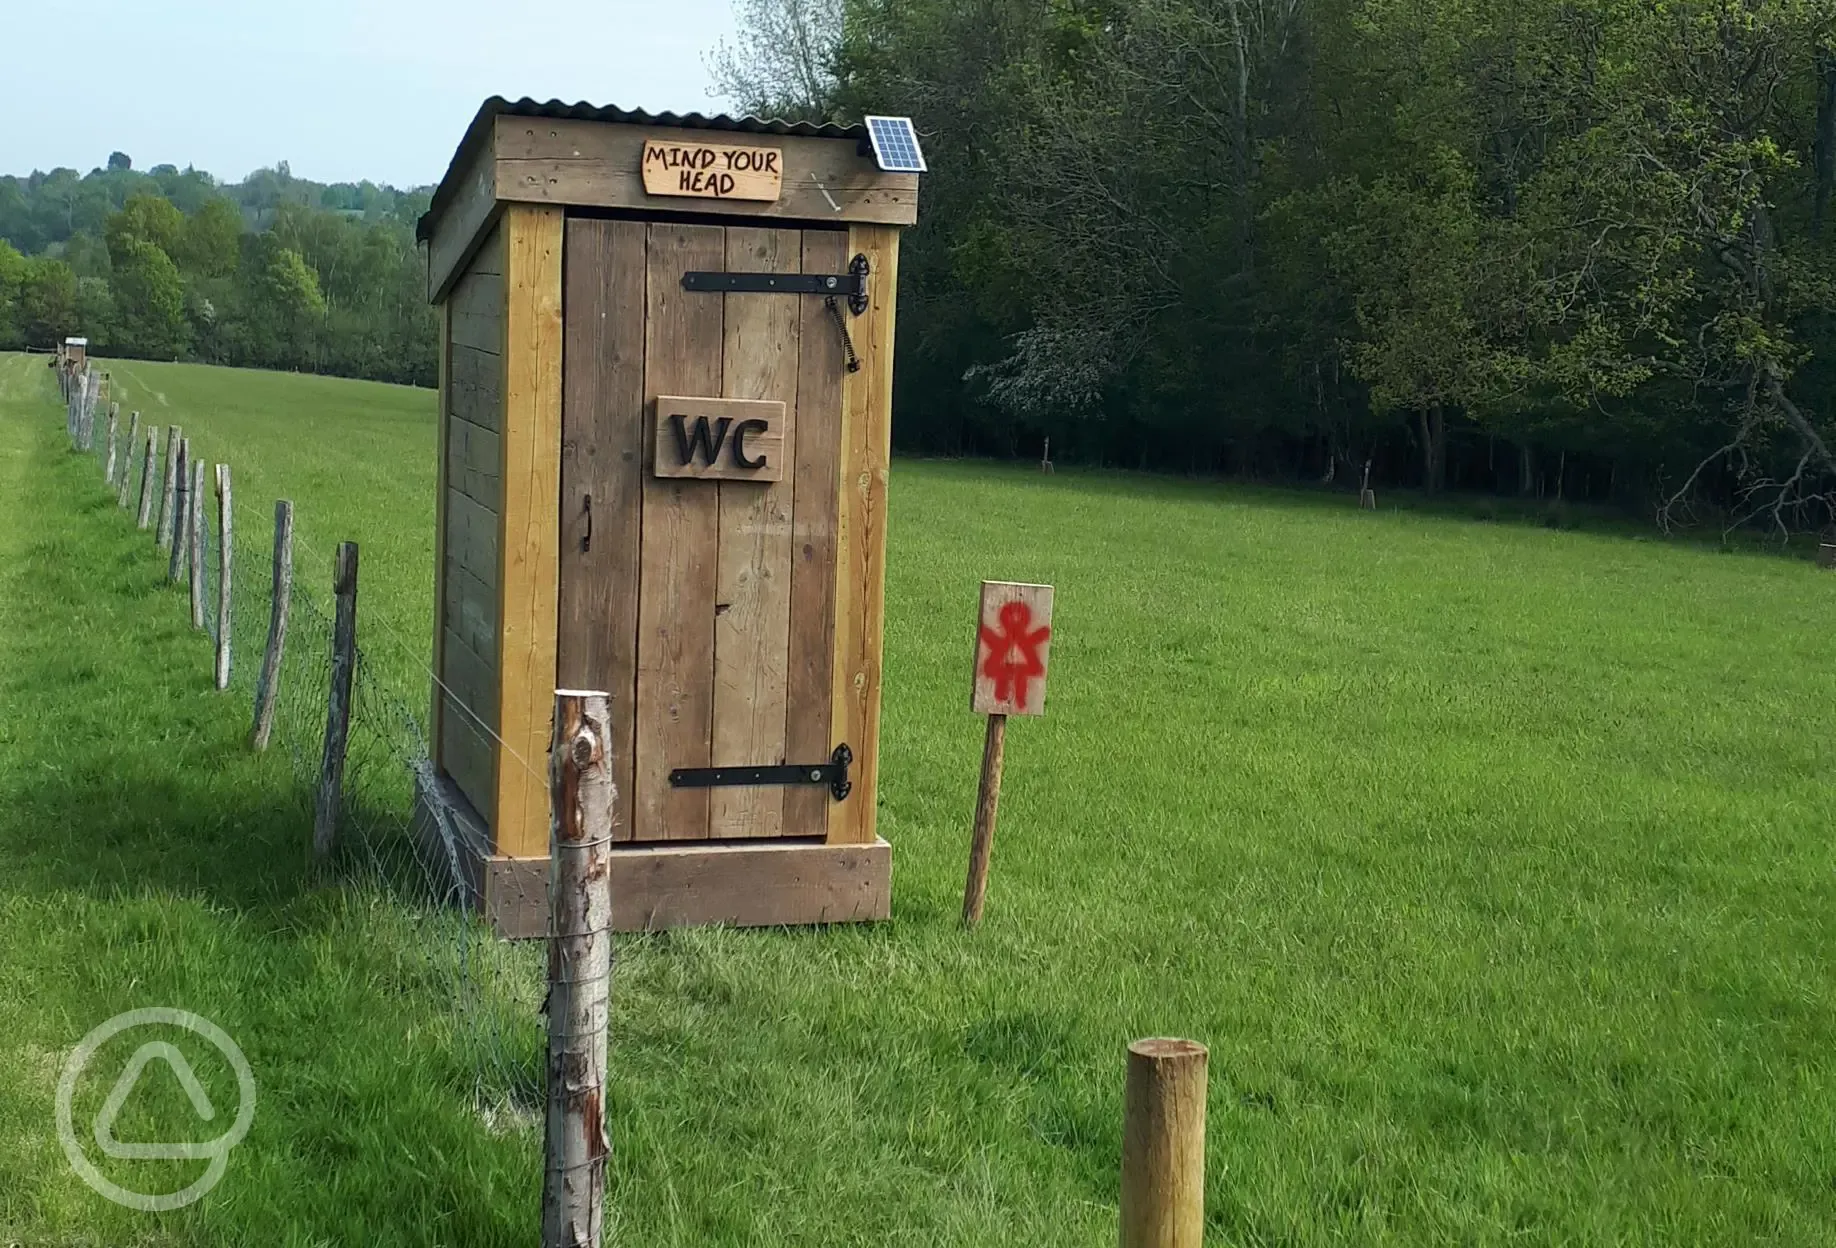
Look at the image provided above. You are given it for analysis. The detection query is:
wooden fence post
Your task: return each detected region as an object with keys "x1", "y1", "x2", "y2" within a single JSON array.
[
  {"x1": 1120, "y1": 1039, "x2": 1208, "y2": 1248},
  {"x1": 168, "y1": 439, "x2": 190, "y2": 582},
  {"x1": 313, "y1": 542, "x2": 359, "y2": 860},
  {"x1": 136, "y1": 427, "x2": 159, "y2": 530},
  {"x1": 962, "y1": 712, "x2": 1007, "y2": 927},
  {"x1": 215, "y1": 466, "x2": 233, "y2": 689},
  {"x1": 543, "y1": 689, "x2": 614, "y2": 1248},
  {"x1": 156, "y1": 426, "x2": 183, "y2": 549},
  {"x1": 118, "y1": 412, "x2": 140, "y2": 509},
  {"x1": 103, "y1": 405, "x2": 118, "y2": 485},
  {"x1": 250, "y1": 500, "x2": 294, "y2": 749},
  {"x1": 190, "y1": 459, "x2": 208, "y2": 629}
]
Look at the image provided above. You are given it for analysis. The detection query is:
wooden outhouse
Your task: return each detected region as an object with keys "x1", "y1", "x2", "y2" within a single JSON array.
[{"x1": 415, "y1": 98, "x2": 919, "y2": 937}]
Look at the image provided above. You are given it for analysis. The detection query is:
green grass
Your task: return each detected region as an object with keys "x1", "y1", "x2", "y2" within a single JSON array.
[{"x1": 4, "y1": 351, "x2": 1836, "y2": 1244}]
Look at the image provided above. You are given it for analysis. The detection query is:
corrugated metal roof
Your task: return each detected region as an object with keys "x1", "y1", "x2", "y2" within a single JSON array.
[{"x1": 419, "y1": 97, "x2": 868, "y2": 241}]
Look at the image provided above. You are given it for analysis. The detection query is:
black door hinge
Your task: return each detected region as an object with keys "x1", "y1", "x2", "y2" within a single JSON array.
[
  {"x1": 668, "y1": 743, "x2": 853, "y2": 802},
  {"x1": 682, "y1": 254, "x2": 870, "y2": 317}
]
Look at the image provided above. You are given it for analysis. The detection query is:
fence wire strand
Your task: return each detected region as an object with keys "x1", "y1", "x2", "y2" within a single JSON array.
[{"x1": 70, "y1": 387, "x2": 552, "y2": 1117}]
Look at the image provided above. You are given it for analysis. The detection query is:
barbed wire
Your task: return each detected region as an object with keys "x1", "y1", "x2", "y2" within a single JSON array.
[{"x1": 68, "y1": 387, "x2": 551, "y2": 1116}]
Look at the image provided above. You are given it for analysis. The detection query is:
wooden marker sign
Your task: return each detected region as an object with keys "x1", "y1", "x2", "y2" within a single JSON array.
[
  {"x1": 972, "y1": 581, "x2": 1054, "y2": 715},
  {"x1": 653, "y1": 396, "x2": 786, "y2": 482},
  {"x1": 963, "y1": 580, "x2": 1055, "y2": 927},
  {"x1": 642, "y1": 140, "x2": 784, "y2": 202}
]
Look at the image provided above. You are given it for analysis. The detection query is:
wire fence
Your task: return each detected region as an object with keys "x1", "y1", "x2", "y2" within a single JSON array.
[{"x1": 61, "y1": 367, "x2": 550, "y2": 1120}]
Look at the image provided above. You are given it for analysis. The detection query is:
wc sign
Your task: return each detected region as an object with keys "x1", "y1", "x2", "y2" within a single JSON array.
[{"x1": 653, "y1": 396, "x2": 786, "y2": 482}]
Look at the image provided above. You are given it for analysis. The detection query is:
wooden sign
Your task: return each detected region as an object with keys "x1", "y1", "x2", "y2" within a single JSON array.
[
  {"x1": 973, "y1": 581, "x2": 1054, "y2": 716},
  {"x1": 641, "y1": 140, "x2": 784, "y2": 202},
  {"x1": 653, "y1": 396, "x2": 786, "y2": 482}
]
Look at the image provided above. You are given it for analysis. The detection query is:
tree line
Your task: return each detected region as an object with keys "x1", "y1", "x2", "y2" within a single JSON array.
[
  {"x1": 719, "y1": 0, "x2": 1836, "y2": 530},
  {"x1": 0, "y1": 154, "x2": 435, "y2": 387}
]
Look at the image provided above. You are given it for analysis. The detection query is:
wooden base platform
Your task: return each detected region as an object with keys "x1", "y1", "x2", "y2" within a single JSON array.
[{"x1": 413, "y1": 769, "x2": 891, "y2": 939}]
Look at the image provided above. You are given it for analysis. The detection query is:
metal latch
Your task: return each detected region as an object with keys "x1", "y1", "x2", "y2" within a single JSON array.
[{"x1": 668, "y1": 743, "x2": 853, "y2": 801}]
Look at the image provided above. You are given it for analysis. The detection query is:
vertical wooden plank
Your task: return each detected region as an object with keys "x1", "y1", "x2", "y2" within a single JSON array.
[
  {"x1": 827, "y1": 225, "x2": 900, "y2": 846},
  {"x1": 493, "y1": 203, "x2": 565, "y2": 858},
  {"x1": 431, "y1": 301, "x2": 452, "y2": 769},
  {"x1": 636, "y1": 222, "x2": 724, "y2": 841},
  {"x1": 710, "y1": 226, "x2": 800, "y2": 840},
  {"x1": 783, "y1": 229, "x2": 846, "y2": 838},
  {"x1": 559, "y1": 218, "x2": 647, "y2": 844}
]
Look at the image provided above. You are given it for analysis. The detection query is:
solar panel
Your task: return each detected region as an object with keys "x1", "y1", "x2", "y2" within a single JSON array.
[{"x1": 864, "y1": 116, "x2": 927, "y2": 173}]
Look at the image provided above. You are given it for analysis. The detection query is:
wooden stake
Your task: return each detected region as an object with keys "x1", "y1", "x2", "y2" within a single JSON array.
[
  {"x1": 103, "y1": 405, "x2": 118, "y2": 485},
  {"x1": 313, "y1": 542, "x2": 359, "y2": 860},
  {"x1": 214, "y1": 465, "x2": 233, "y2": 688},
  {"x1": 961, "y1": 712, "x2": 1007, "y2": 927},
  {"x1": 136, "y1": 427, "x2": 159, "y2": 530},
  {"x1": 157, "y1": 426, "x2": 183, "y2": 550},
  {"x1": 251, "y1": 501, "x2": 294, "y2": 749},
  {"x1": 118, "y1": 412, "x2": 140, "y2": 508},
  {"x1": 168, "y1": 439, "x2": 190, "y2": 582},
  {"x1": 544, "y1": 688, "x2": 614, "y2": 1248},
  {"x1": 1120, "y1": 1038, "x2": 1208, "y2": 1248},
  {"x1": 189, "y1": 459, "x2": 208, "y2": 628}
]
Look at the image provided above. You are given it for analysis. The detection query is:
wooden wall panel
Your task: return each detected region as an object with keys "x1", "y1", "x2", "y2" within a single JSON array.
[
  {"x1": 436, "y1": 224, "x2": 507, "y2": 824},
  {"x1": 827, "y1": 225, "x2": 900, "y2": 846},
  {"x1": 446, "y1": 416, "x2": 502, "y2": 511},
  {"x1": 492, "y1": 204, "x2": 565, "y2": 858},
  {"x1": 558, "y1": 217, "x2": 647, "y2": 844},
  {"x1": 710, "y1": 227, "x2": 800, "y2": 839},
  {"x1": 493, "y1": 117, "x2": 919, "y2": 227},
  {"x1": 782, "y1": 229, "x2": 846, "y2": 838},
  {"x1": 431, "y1": 302, "x2": 452, "y2": 768},
  {"x1": 636, "y1": 223, "x2": 725, "y2": 841}
]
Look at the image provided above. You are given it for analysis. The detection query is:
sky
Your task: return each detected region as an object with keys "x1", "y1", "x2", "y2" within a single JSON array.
[{"x1": 2, "y1": 0, "x2": 739, "y2": 188}]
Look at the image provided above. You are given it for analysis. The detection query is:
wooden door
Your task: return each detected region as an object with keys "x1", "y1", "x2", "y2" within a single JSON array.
[{"x1": 558, "y1": 217, "x2": 847, "y2": 844}]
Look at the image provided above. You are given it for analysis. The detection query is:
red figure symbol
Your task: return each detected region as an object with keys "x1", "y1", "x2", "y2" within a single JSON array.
[{"x1": 979, "y1": 600, "x2": 1051, "y2": 711}]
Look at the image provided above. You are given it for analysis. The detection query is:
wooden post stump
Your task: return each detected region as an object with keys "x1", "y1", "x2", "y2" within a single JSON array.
[
  {"x1": 313, "y1": 542, "x2": 359, "y2": 860},
  {"x1": 103, "y1": 405, "x2": 118, "y2": 485},
  {"x1": 1818, "y1": 542, "x2": 1836, "y2": 569},
  {"x1": 169, "y1": 439, "x2": 191, "y2": 582},
  {"x1": 136, "y1": 427, "x2": 159, "y2": 530},
  {"x1": 542, "y1": 689, "x2": 615, "y2": 1248},
  {"x1": 251, "y1": 500, "x2": 294, "y2": 749},
  {"x1": 189, "y1": 459, "x2": 208, "y2": 628},
  {"x1": 961, "y1": 712, "x2": 1007, "y2": 927},
  {"x1": 118, "y1": 412, "x2": 140, "y2": 508},
  {"x1": 215, "y1": 465, "x2": 233, "y2": 688},
  {"x1": 1120, "y1": 1038, "x2": 1208, "y2": 1248},
  {"x1": 157, "y1": 427, "x2": 184, "y2": 551}
]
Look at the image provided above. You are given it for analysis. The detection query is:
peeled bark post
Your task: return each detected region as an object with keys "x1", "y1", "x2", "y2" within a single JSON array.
[
  {"x1": 189, "y1": 459, "x2": 208, "y2": 629},
  {"x1": 312, "y1": 542, "x2": 359, "y2": 861},
  {"x1": 157, "y1": 426, "x2": 183, "y2": 550},
  {"x1": 168, "y1": 439, "x2": 190, "y2": 582},
  {"x1": 543, "y1": 689, "x2": 615, "y2": 1248},
  {"x1": 103, "y1": 405, "x2": 118, "y2": 485},
  {"x1": 118, "y1": 412, "x2": 140, "y2": 509},
  {"x1": 215, "y1": 466, "x2": 233, "y2": 689},
  {"x1": 136, "y1": 427, "x2": 159, "y2": 530},
  {"x1": 1120, "y1": 1038, "x2": 1208, "y2": 1248},
  {"x1": 961, "y1": 712, "x2": 1008, "y2": 927},
  {"x1": 250, "y1": 500, "x2": 294, "y2": 749}
]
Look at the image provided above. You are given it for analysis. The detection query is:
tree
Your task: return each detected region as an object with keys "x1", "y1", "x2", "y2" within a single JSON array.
[
  {"x1": 0, "y1": 240, "x2": 25, "y2": 348},
  {"x1": 708, "y1": 0, "x2": 843, "y2": 119},
  {"x1": 104, "y1": 192, "x2": 184, "y2": 260},
  {"x1": 107, "y1": 152, "x2": 132, "y2": 172},
  {"x1": 18, "y1": 257, "x2": 77, "y2": 346},
  {"x1": 112, "y1": 238, "x2": 188, "y2": 358},
  {"x1": 174, "y1": 198, "x2": 242, "y2": 279}
]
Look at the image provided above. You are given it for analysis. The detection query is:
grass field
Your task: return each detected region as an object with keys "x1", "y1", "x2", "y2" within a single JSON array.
[{"x1": 3, "y1": 350, "x2": 1836, "y2": 1245}]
